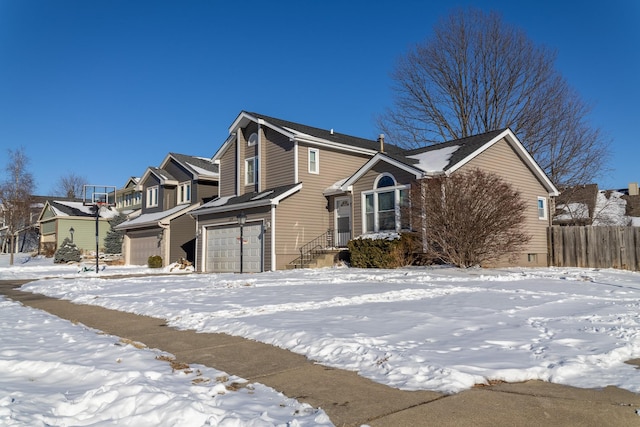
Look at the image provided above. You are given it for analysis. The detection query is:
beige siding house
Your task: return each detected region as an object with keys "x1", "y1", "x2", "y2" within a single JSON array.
[
  {"x1": 191, "y1": 112, "x2": 558, "y2": 272},
  {"x1": 117, "y1": 153, "x2": 219, "y2": 267}
]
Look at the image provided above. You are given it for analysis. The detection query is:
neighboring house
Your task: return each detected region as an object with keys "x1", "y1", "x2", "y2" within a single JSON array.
[
  {"x1": 553, "y1": 184, "x2": 599, "y2": 226},
  {"x1": 190, "y1": 111, "x2": 558, "y2": 273},
  {"x1": 115, "y1": 177, "x2": 142, "y2": 215},
  {"x1": 1, "y1": 195, "x2": 49, "y2": 254},
  {"x1": 37, "y1": 199, "x2": 117, "y2": 255},
  {"x1": 116, "y1": 153, "x2": 219, "y2": 266},
  {"x1": 554, "y1": 183, "x2": 640, "y2": 227}
]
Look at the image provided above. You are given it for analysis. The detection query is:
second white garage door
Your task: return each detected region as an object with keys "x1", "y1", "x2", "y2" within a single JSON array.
[{"x1": 205, "y1": 223, "x2": 263, "y2": 273}]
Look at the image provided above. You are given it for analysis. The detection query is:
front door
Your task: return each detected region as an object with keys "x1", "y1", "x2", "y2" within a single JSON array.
[{"x1": 334, "y1": 197, "x2": 351, "y2": 247}]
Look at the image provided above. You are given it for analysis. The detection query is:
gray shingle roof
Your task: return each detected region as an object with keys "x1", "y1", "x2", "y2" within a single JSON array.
[
  {"x1": 403, "y1": 128, "x2": 508, "y2": 171},
  {"x1": 169, "y1": 153, "x2": 219, "y2": 175},
  {"x1": 245, "y1": 112, "x2": 405, "y2": 155}
]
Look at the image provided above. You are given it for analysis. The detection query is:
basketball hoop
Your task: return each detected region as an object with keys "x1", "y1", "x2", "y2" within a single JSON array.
[{"x1": 82, "y1": 185, "x2": 118, "y2": 274}]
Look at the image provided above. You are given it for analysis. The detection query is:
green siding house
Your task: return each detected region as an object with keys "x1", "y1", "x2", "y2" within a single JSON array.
[{"x1": 38, "y1": 200, "x2": 117, "y2": 255}]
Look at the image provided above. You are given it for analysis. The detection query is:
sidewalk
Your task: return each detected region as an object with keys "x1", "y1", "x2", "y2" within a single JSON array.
[{"x1": 2, "y1": 279, "x2": 640, "y2": 426}]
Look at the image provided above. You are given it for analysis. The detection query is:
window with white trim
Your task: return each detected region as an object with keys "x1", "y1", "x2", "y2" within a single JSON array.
[
  {"x1": 178, "y1": 181, "x2": 191, "y2": 204},
  {"x1": 537, "y1": 197, "x2": 547, "y2": 220},
  {"x1": 247, "y1": 132, "x2": 258, "y2": 146},
  {"x1": 308, "y1": 148, "x2": 319, "y2": 174},
  {"x1": 363, "y1": 173, "x2": 410, "y2": 232},
  {"x1": 245, "y1": 157, "x2": 258, "y2": 185},
  {"x1": 146, "y1": 186, "x2": 158, "y2": 208}
]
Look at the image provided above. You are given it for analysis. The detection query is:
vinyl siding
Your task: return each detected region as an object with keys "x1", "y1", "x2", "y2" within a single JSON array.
[
  {"x1": 456, "y1": 137, "x2": 551, "y2": 266},
  {"x1": 195, "y1": 181, "x2": 219, "y2": 203},
  {"x1": 219, "y1": 139, "x2": 237, "y2": 197},
  {"x1": 263, "y1": 128, "x2": 295, "y2": 189},
  {"x1": 169, "y1": 213, "x2": 196, "y2": 263},
  {"x1": 273, "y1": 145, "x2": 371, "y2": 268}
]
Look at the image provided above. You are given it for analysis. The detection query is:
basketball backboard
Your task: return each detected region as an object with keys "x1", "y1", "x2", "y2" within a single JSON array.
[{"x1": 83, "y1": 185, "x2": 117, "y2": 207}]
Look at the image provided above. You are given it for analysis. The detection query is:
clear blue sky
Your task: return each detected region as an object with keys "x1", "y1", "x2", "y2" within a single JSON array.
[{"x1": 1, "y1": 0, "x2": 638, "y2": 195}]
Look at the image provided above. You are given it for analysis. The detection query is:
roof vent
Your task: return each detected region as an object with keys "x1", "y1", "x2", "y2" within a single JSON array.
[
  {"x1": 330, "y1": 128, "x2": 334, "y2": 135},
  {"x1": 378, "y1": 134, "x2": 385, "y2": 153}
]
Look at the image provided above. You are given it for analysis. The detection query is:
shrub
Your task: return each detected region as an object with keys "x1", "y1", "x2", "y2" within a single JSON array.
[
  {"x1": 348, "y1": 233, "x2": 419, "y2": 268},
  {"x1": 148, "y1": 255, "x2": 163, "y2": 268},
  {"x1": 104, "y1": 213, "x2": 127, "y2": 254},
  {"x1": 53, "y1": 238, "x2": 82, "y2": 263},
  {"x1": 408, "y1": 168, "x2": 531, "y2": 267}
]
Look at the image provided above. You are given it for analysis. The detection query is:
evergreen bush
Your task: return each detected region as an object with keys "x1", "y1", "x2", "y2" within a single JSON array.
[
  {"x1": 348, "y1": 233, "x2": 419, "y2": 268},
  {"x1": 53, "y1": 237, "x2": 82, "y2": 263},
  {"x1": 148, "y1": 255, "x2": 163, "y2": 268},
  {"x1": 104, "y1": 213, "x2": 127, "y2": 254}
]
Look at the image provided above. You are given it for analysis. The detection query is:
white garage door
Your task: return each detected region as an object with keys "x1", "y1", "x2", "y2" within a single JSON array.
[
  {"x1": 129, "y1": 230, "x2": 161, "y2": 266},
  {"x1": 205, "y1": 223, "x2": 263, "y2": 273}
]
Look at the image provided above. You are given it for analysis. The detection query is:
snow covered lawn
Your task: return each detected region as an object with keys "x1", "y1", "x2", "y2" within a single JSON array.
[{"x1": 3, "y1": 254, "x2": 640, "y2": 425}]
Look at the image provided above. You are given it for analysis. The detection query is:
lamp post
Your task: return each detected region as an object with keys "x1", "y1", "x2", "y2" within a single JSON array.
[
  {"x1": 237, "y1": 212, "x2": 246, "y2": 273},
  {"x1": 69, "y1": 227, "x2": 74, "y2": 243}
]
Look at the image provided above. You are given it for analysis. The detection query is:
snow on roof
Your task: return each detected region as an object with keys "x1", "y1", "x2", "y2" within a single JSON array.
[
  {"x1": 592, "y1": 191, "x2": 630, "y2": 226},
  {"x1": 186, "y1": 162, "x2": 219, "y2": 177},
  {"x1": 251, "y1": 190, "x2": 274, "y2": 201},
  {"x1": 116, "y1": 205, "x2": 188, "y2": 229},
  {"x1": 324, "y1": 178, "x2": 348, "y2": 194},
  {"x1": 555, "y1": 203, "x2": 590, "y2": 221},
  {"x1": 407, "y1": 145, "x2": 460, "y2": 172},
  {"x1": 51, "y1": 201, "x2": 95, "y2": 216}
]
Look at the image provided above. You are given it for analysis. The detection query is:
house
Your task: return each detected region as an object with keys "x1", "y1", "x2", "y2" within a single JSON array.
[
  {"x1": 553, "y1": 183, "x2": 640, "y2": 227},
  {"x1": 37, "y1": 199, "x2": 117, "y2": 255},
  {"x1": 553, "y1": 184, "x2": 599, "y2": 226},
  {"x1": 116, "y1": 153, "x2": 219, "y2": 266},
  {"x1": 115, "y1": 177, "x2": 142, "y2": 215},
  {"x1": 190, "y1": 111, "x2": 559, "y2": 273},
  {"x1": 0, "y1": 195, "x2": 47, "y2": 254}
]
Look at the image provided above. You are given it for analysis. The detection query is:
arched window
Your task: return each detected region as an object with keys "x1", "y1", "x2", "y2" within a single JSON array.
[
  {"x1": 363, "y1": 173, "x2": 409, "y2": 233},
  {"x1": 376, "y1": 174, "x2": 395, "y2": 188}
]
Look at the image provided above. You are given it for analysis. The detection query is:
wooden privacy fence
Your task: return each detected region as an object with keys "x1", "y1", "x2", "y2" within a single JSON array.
[{"x1": 548, "y1": 226, "x2": 640, "y2": 271}]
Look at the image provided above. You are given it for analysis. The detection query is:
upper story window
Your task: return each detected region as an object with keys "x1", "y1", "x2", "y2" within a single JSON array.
[
  {"x1": 245, "y1": 156, "x2": 258, "y2": 185},
  {"x1": 146, "y1": 186, "x2": 158, "y2": 208},
  {"x1": 308, "y1": 148, "x2": 319, "y2": 174},
  {"x1": 537, "y1": 197, "x2": 547, "y2": 220},
  {"x1": 363, "y1": 173, "x2": 409, "y2": 233},
  {"x1": 178, "y1": 181, "x2": 191, "y2": 204},
  {"x1": 247, "y1": 132, "x2": 258, "y2": 146}
]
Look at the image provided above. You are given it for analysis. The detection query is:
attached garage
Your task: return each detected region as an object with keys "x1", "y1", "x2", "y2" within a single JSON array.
[
  {"x1": 128, "y1": 228, "x2": 162, "y2": 266},
  {"x1": 205, "y1": 222, "x2": 263, "y2": 273}
]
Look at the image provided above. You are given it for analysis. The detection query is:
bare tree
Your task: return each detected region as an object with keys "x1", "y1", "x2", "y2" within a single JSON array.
[
  {"x1": 410, "y1": 169, "x2": 531, "y2": 267},
  {"x1": 379, "y1": 7, "x2": 609, "y2": 186},
  {"x1": 0, "y1": 148, "x2": 35, "y2": 265},
  {"x1": 53, "y1": 173, "x2": 87, "y2": 198}
]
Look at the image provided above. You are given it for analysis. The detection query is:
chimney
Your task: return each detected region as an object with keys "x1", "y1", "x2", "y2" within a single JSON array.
[
  {"x1": 630, "y1": 182, "x2": 639, "y2": 196},
  {"x1": 378, "y1": 134, "x2": 385, "y2": 152}
]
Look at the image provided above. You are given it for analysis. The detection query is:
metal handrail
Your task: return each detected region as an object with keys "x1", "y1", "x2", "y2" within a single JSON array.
[{"x1": 290, "y1": 229, "x2": 333, "y2": 268}]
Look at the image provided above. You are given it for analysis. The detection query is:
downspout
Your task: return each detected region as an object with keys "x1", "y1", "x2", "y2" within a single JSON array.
[
  {"x1": 158, "y1": 221, "x2": 170, "y2": 266},
  {"x1": 257, "y1": 123, "x2": 262, "y2": 193},
  {"x1": 271, "y1": 205, "x2": 276, "y2": 271},
  {"x1": 293, "y1": 139, "x2": 299, "y2": 183},
  {"x1": 235, "y1": 131, "x2": 240, "y2": 196}
]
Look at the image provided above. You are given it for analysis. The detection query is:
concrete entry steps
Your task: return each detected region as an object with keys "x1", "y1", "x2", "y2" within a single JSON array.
[{"x1": 1, "y1": 280, "x2": 640, "y2": 426}]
